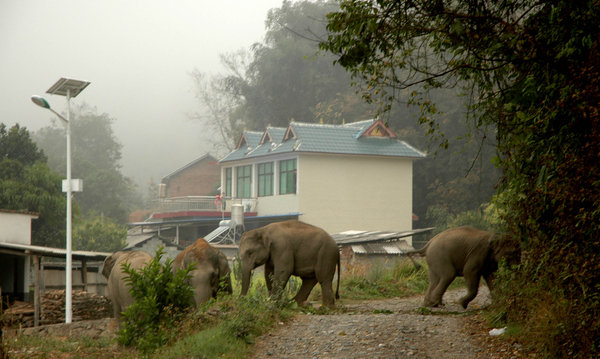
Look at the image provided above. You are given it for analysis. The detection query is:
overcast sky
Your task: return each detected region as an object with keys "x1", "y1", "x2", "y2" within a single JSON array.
[{"x1": 0, "y1": 0, "x2": 283, "y2": 187}]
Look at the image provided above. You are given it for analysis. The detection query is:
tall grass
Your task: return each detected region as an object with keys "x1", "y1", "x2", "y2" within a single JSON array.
[{"x1": 340, "y1": 258, "x2": 430, "y2": 300}]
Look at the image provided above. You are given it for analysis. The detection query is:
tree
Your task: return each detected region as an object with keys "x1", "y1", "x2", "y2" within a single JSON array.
[
  {"x1": 191, "y1": 0, "x2": 375, "y2": 133},
  {"x1": 34, "y1": 104, "x2": 140, "y2": 223},
  {"x1": 0, "y1": 123, "x2": 47, "y2": 165},
  {"x1": 321, "y1": 1, "x2": 600, "y2": 357},
  {"x1": 190, "y1": 51, "x2": 250, "y2": 155},
  {"x1": 73, "y1": 215, "x2": 126, "y2": 252},
  {"x1": 0, "y1": 123, "x2": 66, "y2": 247}
]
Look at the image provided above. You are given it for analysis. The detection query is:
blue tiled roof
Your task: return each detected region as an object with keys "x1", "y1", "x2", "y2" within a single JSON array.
[{"x1": 220, "y1": 119, "x2": 425, "y2": 163}]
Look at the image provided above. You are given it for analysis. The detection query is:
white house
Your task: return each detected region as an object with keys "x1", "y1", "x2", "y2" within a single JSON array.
[{"x1": 218, "y1": 119, "x2": 426, "y2": 236}]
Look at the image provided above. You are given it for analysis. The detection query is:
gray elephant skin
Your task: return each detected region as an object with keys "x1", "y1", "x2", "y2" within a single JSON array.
[
  {"x1": 406, "y1": 226, "x2": 520, "y2": 309},
  {"x1": 173, "y1": 237, "x2": 233, "y2": 305},
  {"x1": 239, "y1": 220, "x2": 341, "y2": 308},
  {"x1": 102, "y1": 250, "x2": 153, "y2": 319}
]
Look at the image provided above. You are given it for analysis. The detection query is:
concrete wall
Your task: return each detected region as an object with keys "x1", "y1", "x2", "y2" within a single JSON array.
[
  {"x1": 0, "y1": 211, "x2": 36, "y2": 245},
  {"x1": 298, "y1": 153, "x2": 414, "y2": 236},
  {"x1": 220, "y1": 152, "x2": 415, "y2": 237}
]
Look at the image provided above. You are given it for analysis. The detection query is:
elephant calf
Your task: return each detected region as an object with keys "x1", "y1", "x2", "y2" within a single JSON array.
[
  {"x1": 102, "y1": 250, "x2": 153, "y2": 320},
  {"x1": 239, "y1": 220, "x2": 341, "y2": 308},
  {"x1": 406, "y1": 226, "x2": 520, "y2": 309},
  {"x1": 173, "y1": 238, "x2": 232, "y2": 305}
]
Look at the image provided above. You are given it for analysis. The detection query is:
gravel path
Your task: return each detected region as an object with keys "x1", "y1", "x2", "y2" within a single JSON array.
[{"x1": 250, "y1": 287, "x2": 525, "y2": 359}]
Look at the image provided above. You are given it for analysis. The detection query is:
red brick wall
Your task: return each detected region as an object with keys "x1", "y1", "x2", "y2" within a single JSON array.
[{"x1": 165, "y1": 159, "x2": 220, "y2": 197}]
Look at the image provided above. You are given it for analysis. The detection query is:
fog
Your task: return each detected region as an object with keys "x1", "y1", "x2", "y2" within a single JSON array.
[{"x1": 0, "y1": 0, "x2": 282, "y2": 188}]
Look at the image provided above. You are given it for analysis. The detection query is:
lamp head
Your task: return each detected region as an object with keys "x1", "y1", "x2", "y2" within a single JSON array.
[{"x1": 31, "y1": 95, "x2": 51, "y2": 109}]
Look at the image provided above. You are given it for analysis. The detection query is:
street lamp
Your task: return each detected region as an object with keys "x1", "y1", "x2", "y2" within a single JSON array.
[{"x1": 31, "y1": 77, "x2": 90, "y2": 324}]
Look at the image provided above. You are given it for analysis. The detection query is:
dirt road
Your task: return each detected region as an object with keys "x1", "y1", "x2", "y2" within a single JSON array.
[{"x1": 250, "y1": 287, "x2": 525, "y2": 359}]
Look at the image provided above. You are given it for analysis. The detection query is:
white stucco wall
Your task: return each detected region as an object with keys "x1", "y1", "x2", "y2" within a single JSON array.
[
  {"x1": 297, "y1": 153, "x2": 414, "y2": 235},
  {"x1": 0, "y1": 211, "x2": 38, "y2": 245},
  {"x1": 255, "y1": 193, "x2": 299, "y2": 216}
]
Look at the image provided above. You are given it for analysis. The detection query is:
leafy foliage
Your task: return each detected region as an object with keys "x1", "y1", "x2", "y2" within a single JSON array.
[
  {"x1": 0, "y1": 123, "x2": 47, "y2": 165},
  {"x1": 73, "y1": 215, "x2": 127, "y2": 252},
  {"x1": 117, "y1": 247, "x2": 194, "y2": 354},
  {"x1": 322, "y1": 1, "x2": 600, "y2": 357},
  {"x1": 0, "y1": 123, "x2": 66, "y2": 247}
]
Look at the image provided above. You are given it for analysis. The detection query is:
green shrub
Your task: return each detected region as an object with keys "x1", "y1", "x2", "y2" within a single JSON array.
[
  {"x1": 489, "y1": 255, "x2": 600, "y2": 358},
  {"x1": 117, "y1": 247, "x2": 195, "y2": 354},
  {"x1": 153, "y1": 288, "x2": 296, "y2": 359}
]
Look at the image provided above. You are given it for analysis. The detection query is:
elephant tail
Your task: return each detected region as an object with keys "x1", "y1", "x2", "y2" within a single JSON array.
[
  {"x1": 335, "y1": 254, "x2": 341, "y2": 300},
  {"x1": 404, "y1": 242, "x2": 429, "y2": 270}
]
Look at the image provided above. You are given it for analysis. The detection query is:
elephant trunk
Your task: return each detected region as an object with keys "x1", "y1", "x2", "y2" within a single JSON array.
[{"x1": 241, "y1": 265, "x2": 252, "y2": 296}]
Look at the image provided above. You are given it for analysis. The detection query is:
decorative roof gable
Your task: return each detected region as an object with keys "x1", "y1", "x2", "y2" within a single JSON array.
[
  {"x1": 283, "y1": 126, "x2": 297, "y2": 141},
  {"x1": 235, "y1": 131, "x2": 262, "y2": 150},
  {"x1": 356, "y1": 119, "x2": 397, "y2": 139},
  {"x1": 259, "y1": 127, "x2": 286, "y2": 145}
]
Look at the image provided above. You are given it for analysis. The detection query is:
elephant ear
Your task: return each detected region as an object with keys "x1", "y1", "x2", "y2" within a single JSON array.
[
  {"x1": 102, "y1": 252, "x2": 121, "y2": 279},
  {"x1": 183, "y1": 248, "x2": 201, "y2": 270}
]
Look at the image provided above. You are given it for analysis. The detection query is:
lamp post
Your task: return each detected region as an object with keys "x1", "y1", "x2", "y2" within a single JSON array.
[{"x1": 31, "y1": 77, "x2": 90, "y2": 324}]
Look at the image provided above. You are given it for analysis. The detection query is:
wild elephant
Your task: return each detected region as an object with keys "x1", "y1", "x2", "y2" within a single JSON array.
[
  {"x1": 239, "y1": 220, "x2": 341, "y2": 308},
  {"x1": 406, "y1": 226, "x2": 520, "y2": 309},
  {"x1": 173, "y1": 238, "x2": 232, "y2": 305},
  {"x1": 102, "y1": 250, "x2": 153, "y2": 319}
]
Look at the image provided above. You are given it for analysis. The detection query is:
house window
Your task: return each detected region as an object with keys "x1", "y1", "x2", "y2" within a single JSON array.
[
  {"x1": 225, "y1": 168, "x2": 232, "y2": 197},
  {"x1": 257, "y1": 162, "x2": 274, "y2": 197},
  {"x1": 279, "y1": 159, "x2": 297, "y2": 195},
  {"x1": 236, "y1": 165, "x2": 252, "y2": 198}
]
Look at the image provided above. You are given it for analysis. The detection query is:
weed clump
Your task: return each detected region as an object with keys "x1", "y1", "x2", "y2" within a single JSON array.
[{"x1": 117, "y1": 247, "x2": 194, "y2": 354}]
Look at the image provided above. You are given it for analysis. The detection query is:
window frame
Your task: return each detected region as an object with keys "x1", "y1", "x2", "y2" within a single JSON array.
[
  {"x1": 279, "y1": 158, "x2": 297, "y2": 195},
  {"x1": 224, "y1": 167, "x2": 232, "y2": 197},
  {"x1": 236, "y1": 165, "x2": 252, "y2": 198},
  {"x1": 257, "y1": 161, "x2": 274, "y2": 197}
]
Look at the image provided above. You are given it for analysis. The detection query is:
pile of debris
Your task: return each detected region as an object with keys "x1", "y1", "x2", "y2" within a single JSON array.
[{"x1": 2, "y1": 290, "x2": 112, "y2": 327}]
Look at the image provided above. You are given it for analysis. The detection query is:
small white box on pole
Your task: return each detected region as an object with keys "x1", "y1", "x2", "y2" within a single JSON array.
[{"x1": 62, "y1": 179, "x2": 83, "y2": 192}]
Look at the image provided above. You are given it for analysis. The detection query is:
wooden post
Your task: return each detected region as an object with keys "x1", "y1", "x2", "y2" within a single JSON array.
[
  {"x1": 33, "y1": 255, "x2": 40, "y2": 327},
  {"x1": 81, "y1": 259, "x2": 88, "y2": 292}
]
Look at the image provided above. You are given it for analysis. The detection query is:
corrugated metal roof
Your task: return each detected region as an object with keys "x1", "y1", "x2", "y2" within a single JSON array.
[
  {"x1": 350, "y1": 241, "x2": 413, "y2": 255},
  {"x1": 0, "y1": 242, "x2": 110, "y2": 260},
  {"x1": 332, "y1": 228, "x2": 434, "y2": 246},
  {"x1": 125, "y1": 231, "x2": 185, "y2": 250},
  {"x1": 220, "y1": 119, "x2": 426, "y2": 163}
]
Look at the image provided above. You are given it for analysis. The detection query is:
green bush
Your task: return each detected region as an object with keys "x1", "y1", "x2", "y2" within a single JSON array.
[
  {"x1": 117, "y1": 247, "x2": 195, "y2": 354},
  {"x1": 153, "y1": 287, "x2": 296, "y2": 359}
]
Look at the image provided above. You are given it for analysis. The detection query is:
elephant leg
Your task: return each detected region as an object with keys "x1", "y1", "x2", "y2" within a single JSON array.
[
  {"x1": 428, "y1": 275, "x2": 454, "y2": 307},
  {"x1": 112, "y1": 300, "x2": 121, "y2": 319},
  {"x1": 271, "y1": 269, "x2": 292, "y2": 300},
  {"x1": 293, "y1": 277, "x2": 318, "y2": 306},
  {"x1": 319, "y1": 278, "x2": 336, "y2": 308},
  {"x1": 190, "y1": 270, "x2": 214, "y2": 305},
  {"x1": 483, "y1": 272, "x2": 495, "y2": 292},
  {"x1": 264, "y1": 263, "x2": 274, "y2": 294},
  {"x1": 459, "y1": 274, "x2": 481, "y2": 309},
  {"x1": 423, "y1": 268, "x2": 441, "y2": 307}
]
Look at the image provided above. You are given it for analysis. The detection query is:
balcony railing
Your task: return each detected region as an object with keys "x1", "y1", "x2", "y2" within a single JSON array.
[{"x1": 153, "y1": 196, "x2": 257, "y2": 215}]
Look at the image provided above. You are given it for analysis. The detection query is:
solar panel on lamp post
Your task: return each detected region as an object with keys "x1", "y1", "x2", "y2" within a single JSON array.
[{"x1": 31, "y1": 77, "x2": 90, "y2": 324}]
